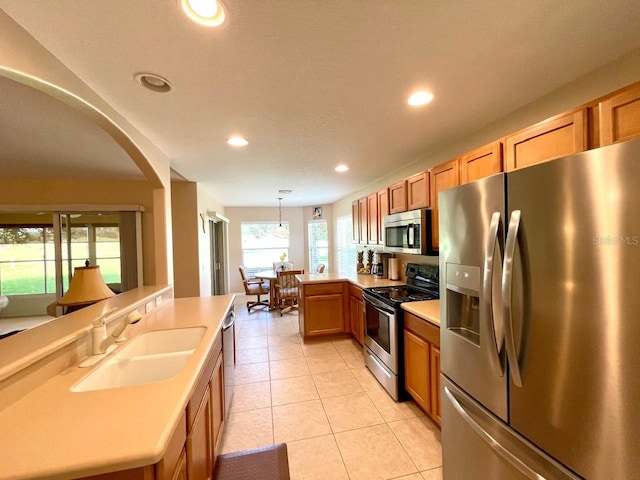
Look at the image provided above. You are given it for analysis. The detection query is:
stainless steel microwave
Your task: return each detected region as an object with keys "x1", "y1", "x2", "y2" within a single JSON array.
[{"x1": 382, "y1": 208, "x2": 435, "y2": 255}]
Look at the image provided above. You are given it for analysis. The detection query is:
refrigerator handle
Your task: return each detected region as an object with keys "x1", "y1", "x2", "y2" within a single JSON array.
[
  {"x1": 444, "y1": 386, "x2": 545, "y2": 480},
  {"x1": 503, "y1": 209, "x2": 523, "y2": 387},
  {"x1": 482, "y1": 211, "x2": 504, "y2": 377}
]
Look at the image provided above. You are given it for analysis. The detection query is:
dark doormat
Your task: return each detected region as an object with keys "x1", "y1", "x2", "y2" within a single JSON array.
[{"x1": 213, "y1": 443, "x2": 290, "y2": 479}]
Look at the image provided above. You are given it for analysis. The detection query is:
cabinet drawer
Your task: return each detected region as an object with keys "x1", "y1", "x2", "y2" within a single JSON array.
[
  {"x1": 349, "y1": 284, "x2": 363, "y2": 299},
  {"x1": 404, "y1": 311, "x2": 440, "y2": 347},
  {"x1": 305, "y1": 282, "x2": 345, "y2": 296}
]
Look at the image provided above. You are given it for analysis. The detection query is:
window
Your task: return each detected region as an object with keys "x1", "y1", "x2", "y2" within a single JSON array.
[
  {"x1": 337, "y1": 215, "x2": 357, "y2": 275},
  {"x1": 241, "y1": 222, "x2": 289, "y2": 277},
  {"x1": 308, "y1": 220, "x2": 328, "y2": 272},
  {"x1": 0, "y1": 226, "x2": 55, "y2": 295},
  {"x1": 0, "y1": 216, "x2": 122, "y2": 296}
]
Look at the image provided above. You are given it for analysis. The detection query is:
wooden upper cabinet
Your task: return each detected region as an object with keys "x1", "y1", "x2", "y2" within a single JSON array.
[
  {"x1": 351, "y1": 200, "x2": 359, "y2": 243},
  {"x1": 377, "y1": 187, "x2": 389, "y2": 245},
  {"x1": 389, "y1": 180, "x2": 408, "y2": 214},
  {"x1": 366, "y1": 193, "x2": 378, "y2": 244},
  {"x1": 430, "y1": 159, "x2": 459, "y2": 250},
  {"x1": 407, "y1": 171, "x2": 430, "y2": 210},
  {"x1": 358, "y1": 197, "x2": 367, "y2": 244},
  {"x1": 505, "y1": 108, "x2": 588, "y2": 171},
  {"x1": 599, "y1": 82, "x2": 640, "y2": 146},
  {"x1": 460, "y1": 141, "x2": 503, "y2": 184}
]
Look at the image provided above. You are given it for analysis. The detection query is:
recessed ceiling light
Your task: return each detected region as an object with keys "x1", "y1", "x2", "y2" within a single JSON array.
[
  {"x1": 227, "y1": 136, "x2": 248, "y2": 147},
  {"x1": 335, "y1": 165, "x2": 349, "y2": 172},
  {"x1": 181, "y1": 0, "x2": 227, "y2": 27},
  {"x1": 408, "y1": 91, "x2": 434, "y2": 106},
  {"x1": 134, "y1": 73, "x2": 173, "y2": 93}
]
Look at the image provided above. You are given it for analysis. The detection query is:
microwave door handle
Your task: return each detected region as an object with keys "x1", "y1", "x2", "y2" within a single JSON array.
[{"x1": 407, "y1": 224, "x2": 414, "y2": 247}]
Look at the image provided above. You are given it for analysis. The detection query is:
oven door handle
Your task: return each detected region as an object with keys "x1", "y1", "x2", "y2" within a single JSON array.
[{"x1": 363, "y1": 293, "x2": 395, "y2": 315}]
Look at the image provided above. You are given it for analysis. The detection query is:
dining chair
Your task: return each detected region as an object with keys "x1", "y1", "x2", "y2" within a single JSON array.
[
  {"x1": 275, "y1": 269, "x2": 303, "y2": 316},
  {"x1": 273, "y1": 261, "x2": 294, "y2": 272},
  {"x1": 239, "y1": 265, "x2": 270, "y2": 312}
]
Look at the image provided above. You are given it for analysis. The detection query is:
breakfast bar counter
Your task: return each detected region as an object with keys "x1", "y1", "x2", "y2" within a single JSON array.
[{"x1": 0, "y1": 294, "x2": 235, "y2": 480}]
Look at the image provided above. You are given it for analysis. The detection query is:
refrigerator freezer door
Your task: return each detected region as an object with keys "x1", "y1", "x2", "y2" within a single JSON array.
[
  {"x1": 439, "y1": 174, "x2": 508, "y2": 421},
  {"x1": 442, "y1": 377, "x2": 582, "y2": 480},
  {"x1": 505, "y1": 138, "x2": 640, "y2": 479}
]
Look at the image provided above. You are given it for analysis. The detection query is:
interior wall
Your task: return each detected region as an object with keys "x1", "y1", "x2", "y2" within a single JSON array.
[
  {"x1": 225, "y1": 206, "x2": 305, "y2": 293},
  {"x1": 196, "y1": 184, "x2": 226, "y2": 297},
  {"x1": 0, "y1": 178, "x2": 156, "y2": 285},
  {"x1": 170, "y1": 182, "x2": 199, "y2": 298},
  {"x1": 0, "y1": 11, "x2": 173, "y2": 286}
]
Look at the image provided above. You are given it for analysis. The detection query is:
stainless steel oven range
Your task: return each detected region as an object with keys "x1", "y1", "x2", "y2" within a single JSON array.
[{"x1": 362, "y1": 263, "x2": 439, "y2": 401}]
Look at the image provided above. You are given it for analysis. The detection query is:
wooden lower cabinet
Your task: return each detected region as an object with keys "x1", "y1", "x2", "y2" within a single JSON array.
[
  {"x1": 211, "y1": 352, "x2": 225, "y2": 454},
  {"x1": 299, "y1": 282, "x2": 348, "y2": 339},
  {"x1": 171, "y1": 450, "x2": 188, "y2": 480},
  {"x1": 348, "y1": 284, "x2": 364, "y2": 345},
  {"x1": 187, "y1": 384, "x2": 213, "y2": 480},
  {"x1": 403, "y1": 311, "x2": 440, "y2": 426}
]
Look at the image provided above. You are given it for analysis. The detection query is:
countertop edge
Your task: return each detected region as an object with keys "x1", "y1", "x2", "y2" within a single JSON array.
[{"x1": 401, "y1": 300, "x2": 441, "y2": 327}]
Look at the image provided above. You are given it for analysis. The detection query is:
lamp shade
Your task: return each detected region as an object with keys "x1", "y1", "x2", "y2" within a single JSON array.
[{"x1": 57, "y1": 266, "x2": 115, "y2": 306}]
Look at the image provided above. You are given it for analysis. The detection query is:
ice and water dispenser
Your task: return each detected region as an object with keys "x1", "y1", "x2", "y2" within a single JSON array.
[{"x1": 445, "y1": 263, "x2": 481, "y2": 346}]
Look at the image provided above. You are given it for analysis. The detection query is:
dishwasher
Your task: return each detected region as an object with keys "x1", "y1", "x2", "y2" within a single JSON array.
[{"x1": 222, "y1": 306, "x2": 235, "y2": 417}]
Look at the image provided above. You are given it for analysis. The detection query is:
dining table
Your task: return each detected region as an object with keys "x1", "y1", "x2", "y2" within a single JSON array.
[{"x1": 255, "y1": 269, "x2": 279, "y2": 309}]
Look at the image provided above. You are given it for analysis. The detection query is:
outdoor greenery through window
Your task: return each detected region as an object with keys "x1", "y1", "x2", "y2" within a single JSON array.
[
  {"x1": 0, "y1": 220, "x2": 121, "y2": 296},
  {"x1": 308, "y1": 220, "x2": 328, "y2": 272},
  {"x1": 0, "y1": 226, "x2": 55, "y2": 295},
  {"x1": 241, "y1": 222, "x2": 289, "y2": 277}
]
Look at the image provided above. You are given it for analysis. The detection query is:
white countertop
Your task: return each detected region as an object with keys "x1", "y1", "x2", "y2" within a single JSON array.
[
  {"x1": 296, "y1": 272, "x2": 405, "y2": 289},
  {"x1": 0, "y1": 294, "x2": 235, "y2": 480}
]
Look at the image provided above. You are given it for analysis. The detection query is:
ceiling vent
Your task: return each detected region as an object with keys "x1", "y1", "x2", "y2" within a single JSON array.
[{"x1": 278, "y1": 189, "x2": 293, "y2": 195}]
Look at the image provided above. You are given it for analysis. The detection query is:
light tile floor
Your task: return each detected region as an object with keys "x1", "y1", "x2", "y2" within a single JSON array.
[{"x1": 221, "y1": 296, "x2": 443, "y2": 480}]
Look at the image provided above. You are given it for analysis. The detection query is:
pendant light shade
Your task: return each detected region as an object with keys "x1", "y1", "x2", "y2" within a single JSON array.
[{"x1": 273, "y1": 197, "x2": 288, "y2": 235}]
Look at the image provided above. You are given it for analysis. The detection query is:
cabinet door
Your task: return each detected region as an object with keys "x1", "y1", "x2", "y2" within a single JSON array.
[
  {"x1": 358, "y1": 197, "x2": 368, "y2": 244},
  {"x1": 377, "y1": 188, "x2": 389, "y2": 245},
  {"x1": 211, "y1": 351, "x2": 225, "y2": 457},
  {"x1": 351, "y1": 200, "x2": 359, "y2": 243},
  {"x1": 429, "y1": 346, "x2": 441, "y2": 426},
  {"x1": 407, "y1": 171, "x2": 430, "y2": 210},
  {"x1": 600, "y1": 82, "x2": 640, "y2": 146},
  {"x1": 404, "y1": 329, "x2": 431, "y2": 414},
  {"x1": 349, "y1": 295, "x2": 363, "y2": 345},
  {"x1": 505, "y1": 108, "x2": 587, "y2": 171},
  {"x1": 367, "y1": 193, "x2": 378, "y2": 244},
  {"x1": 305, "y1": 294, "x2": 345, "y2": 336},
  {"x1": 388, "y1": 180, "x2": 408, "y2": 214},
  {"x1": 430, "y1": 159, "x2": 459, "y2": 250},
  {"x1": 460, "y1": 141, "x2": 503, "y2": 184},
  {"x1": 187, "y1": 385, "x2": 213, "y2": 480},
  {"x1": 171, "y1": 449, "x2": 188, "y2": 480}
]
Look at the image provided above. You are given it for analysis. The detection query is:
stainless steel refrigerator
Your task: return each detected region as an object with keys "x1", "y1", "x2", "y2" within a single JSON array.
[{"x1": 439, "y1": 138, "x2": 640, "y2": 479}]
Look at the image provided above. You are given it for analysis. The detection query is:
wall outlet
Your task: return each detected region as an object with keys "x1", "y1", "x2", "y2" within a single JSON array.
[
  {"x1": 155, "y1": 295, "x2": 162, "y2": 306},
  {"x1": 145, "y1": 301, "x2": 154, "y2": 314}
]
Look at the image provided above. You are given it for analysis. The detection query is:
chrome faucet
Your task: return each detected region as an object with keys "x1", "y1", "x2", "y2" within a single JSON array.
[{"x1": 91, "y1": 309, "x2": 142, "y2": 355}]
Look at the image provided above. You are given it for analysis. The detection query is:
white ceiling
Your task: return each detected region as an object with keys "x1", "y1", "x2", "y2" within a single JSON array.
[{"x1": 2, "y1": 0, "x2": 640, "y2": 206}]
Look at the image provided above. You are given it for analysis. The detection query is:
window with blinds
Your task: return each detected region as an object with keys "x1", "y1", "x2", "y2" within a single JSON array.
[
  {"x1": 241, "y1": 222, "x2": 289, "y2": 277},
  {"x1": 336, "y1": 214, "x2": 356, "y2": 275},
  {"x1": 308, "y1": 220, "x2": 328, "y2": 272}
]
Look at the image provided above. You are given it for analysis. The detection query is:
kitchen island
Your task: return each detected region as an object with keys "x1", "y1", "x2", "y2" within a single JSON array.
[
  {"x1": 296, "y1": 273, "x2": 404, "y2": 341},
  {"x1": 0, "y1": 293, "x2": 235, "y2": 480}
]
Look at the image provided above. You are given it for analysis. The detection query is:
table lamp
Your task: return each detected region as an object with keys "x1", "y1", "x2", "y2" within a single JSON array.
[{"x1": 56, "y1": 263, "x2": 115, "y2": 314}]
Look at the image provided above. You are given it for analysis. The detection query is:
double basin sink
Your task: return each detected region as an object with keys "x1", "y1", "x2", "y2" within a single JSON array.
[{"x1": 72, "y1": 327, "x2": 206, "y2": 392}]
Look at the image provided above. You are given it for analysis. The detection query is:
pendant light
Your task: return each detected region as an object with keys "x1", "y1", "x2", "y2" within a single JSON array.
[{"x1": 273, "y1": 197, "x2": 288, "y2": 235}]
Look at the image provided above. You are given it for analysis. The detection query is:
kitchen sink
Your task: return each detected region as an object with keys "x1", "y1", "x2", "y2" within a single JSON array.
[
  {"x1": 115, "y1": 326, "x2": 206, "y2": 359},
  {"x1": 72, "y1": 327, "x2": 206, "y2": 392}
]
